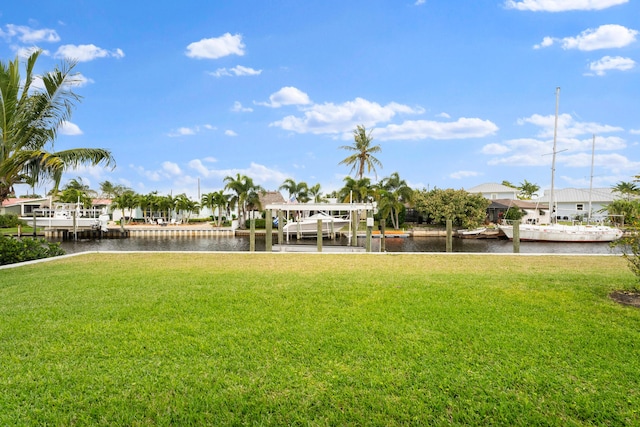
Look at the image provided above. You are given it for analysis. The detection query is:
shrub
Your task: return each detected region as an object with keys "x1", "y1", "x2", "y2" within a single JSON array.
[
  {"x1": 0, "y1": 235, "x2": 65, "y2": 266},
  {"x1": 245, "y1": 218, "x2": 266, "y2": 229},
  {"x1": 0, "y1": 213, "x2": 26, "y2": 228}
]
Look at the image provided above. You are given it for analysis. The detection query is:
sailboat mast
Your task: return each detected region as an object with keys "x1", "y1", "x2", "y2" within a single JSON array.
[
  {"x1": 550, "y1": 87, "x2": 560, "y2": 223},
  {"x1": 588, "y1": 134, "x2": 595, "y2": 222}
]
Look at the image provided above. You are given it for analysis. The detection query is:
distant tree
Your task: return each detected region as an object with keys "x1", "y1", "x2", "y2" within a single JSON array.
[
  {"x1": 377, "y1": 172, "x2": 413, "y2": 229},
  {"x1": 339, "y1": 176, "x2": 374, "y2": 203},
  {"x1": 111, "y1": 190, "x2": 137, "y2": 225},
  {"x1": 502, "y1": 180, "x2": 517, "y2": 188},
  {"x1": 612, "y1": 181, "x2": 639, "y2": 201},
  {"x1": 307, "y1": 183, "x2": 326, "y2": 203},
  {"x1": 202, "y1": 190, "x2": 230, "y2": 227},
  {"x1": 174, "y1": 194, "x2": 199, "y2": 223},
  {"x1": 224, "y1": 174, "x2": 264, "y2": 229},
  {"x1": 605, "y1": 199, "x2": 640, "y2": 226},
  {"x1": 339, "y1": 125, "x2": 382, "y2": 180},
  {"x1": 503, "y1": 206, "x2": 525, "y2": 221},
  {"x1": 412, "y1": 188, "x2": 489, "y2": 229},
  {"x1": 58, "y1": 177, "x2": 96, "y2": 207},
  {"x1": 518, "y1": 180, "x2": 540, "y2": 200},
  {"x1": 279, "y1": 178, "x2": 309, "y2": 203},
  {"x1": 0, "y1": 50, "x2": 114, "y2": 204}
]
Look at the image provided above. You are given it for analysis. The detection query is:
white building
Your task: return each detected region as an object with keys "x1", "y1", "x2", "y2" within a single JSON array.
[{"x1": 466, "y1": 183, "x2": 518, "y2": 200}]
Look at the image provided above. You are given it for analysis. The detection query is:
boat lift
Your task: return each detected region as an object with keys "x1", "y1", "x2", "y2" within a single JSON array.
[{"x1": 264, "y1": 202, "x2": 377, "y2": 247}]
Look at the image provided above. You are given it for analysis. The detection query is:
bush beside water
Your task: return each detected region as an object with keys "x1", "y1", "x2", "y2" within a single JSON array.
[{"x1": 0, "y1": 234, "x2": 65, "y2": 266}]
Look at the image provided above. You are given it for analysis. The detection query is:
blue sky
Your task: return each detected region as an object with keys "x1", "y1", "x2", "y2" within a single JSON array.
[{"x1": 2, "y1": 0, "x2": 639, "y2": 200}]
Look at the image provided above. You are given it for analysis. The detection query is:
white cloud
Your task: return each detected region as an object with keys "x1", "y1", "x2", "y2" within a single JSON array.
[
  {"x1": 517, "y1": 113, "x2": 623, "y2": 138},
  {"x1": 231, "y1": 101, "x2": 253, "y2": 113},
  {"x1": 1, "y1": 24, "x2": 60, "y2": 43},
  {"x1": 375, "y1": 118, "x2": 499, "y2": 141},
  {"x1": 225, "y1": 130, "x2": 238, "y2": 137},
  {"x1": 186, "y1": 33, "x2": 245, "y2": 59},
  {"x1": 258, "y1": 86, "x2": 312, "y2": 108},
  {"x1": 505, "y1": 0, "x2": 628, "y2": 12},
  {"x1": 167, "y1": 125, "x2": 215, "y2": 137},
  {"x1": 162, "y1": 162, "x2": 182, "y2": 176},
  {"x1": 630, "y1": 129, "x2": 640, "y2": 135},
  {"x1": 450, "y1": 170, "x2": 480, "y2": 179},
  {"x1": 271, "y1": 97, "x2": 422, "y2": 134},
  {"x1": 536, "y1": 25, "x2": 638, "y2": 51},
  {"x1": 168, "y1": 127, "x2": 196, "y2": 137},
  {"x1": 481, "y1": 143, "x2": 512, "y2": 155},
  {"x1": 59, "y1": 121, "x2": 82, "y2": 136},
  {"x1": 588, "y1": 55, "x2": 636, "y2": 76},
  {"x1": 209, "y1": 65, "x2": 262, "y2": 78},
  {"x1": 186, "y1": 161, "x2": 288, "y2": 187},
  {"x1": 55, "y1": 44, "x2": 125, "y2": 62},
  {"x1": 415, "y1": 0, "x2": 426, "y2": 4},
  {"x1": 436, "y1": 112, "x2": 451, "y2": 119}
]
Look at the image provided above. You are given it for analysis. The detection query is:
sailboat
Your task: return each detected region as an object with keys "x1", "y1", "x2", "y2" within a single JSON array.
[{"x1": 499, "y1": 88, "x2": 623, "y2": 243}]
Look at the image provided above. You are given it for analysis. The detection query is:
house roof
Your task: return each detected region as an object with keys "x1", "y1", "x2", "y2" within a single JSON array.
[
  {"x1": 1, "y1": 197, "x2": 48, "y2": 207},
  {"x1": 259, "y1": 191, "x2": 285, "y2": 207},
  {"x1": 466, "y1": 183, "x2": 518, "y2": 194},
  {"x1": 536, "y1": 188, "x2": 618, "y2": 203},
  {"x1": 488, "y1": 198, "x2": 549, "y2": 210}
]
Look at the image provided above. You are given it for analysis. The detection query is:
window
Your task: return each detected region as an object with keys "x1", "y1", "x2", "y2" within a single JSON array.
[
  {"x1": 491, "y1": 193, "x2": 498, "y2": 199},
  {"x1": 576, "y1": 203, "x2": 584, "y2": 211}
]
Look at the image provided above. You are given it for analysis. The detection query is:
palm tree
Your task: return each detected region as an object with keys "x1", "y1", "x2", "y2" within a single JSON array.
[
  {"x1": 0, "y1": 50, "x2": 115, "y2": 203},
  {"x1": 279, "y1": 178, "x2": 309, "y2": 203},
  {"x1": 338, "y1": 125, "x2": 382, "y2": 180},
  {"x1": 308, "y1": 183, "x2": 325, "y2": 203},
  {"x1": 174, "y1": 193, "x2": 199, "y2": 223},
  {"x1": 339, "y1": 176, "x2": 373, "y2": 203},
  {"x1": 378, "y1": 172, "x2": 413, "y2": 229},
  {"x1": 224, "y1": 173, "x2": 264, "y2": 229},
  {"x1": 111, "y1": 190, "x2": 137, "y2": 226},
  {"x1": 518, "y1": 180, "x2": 540, "y2": 200},
  {"x1": 202, "y1": 190, "x2": 230, "y2": 227},
  {"x1": 613, "y1": 181, "x2": 639, "y2": 201},
  {"x1": 58, "y1": 176, "x2": 96, "y2": 207}
]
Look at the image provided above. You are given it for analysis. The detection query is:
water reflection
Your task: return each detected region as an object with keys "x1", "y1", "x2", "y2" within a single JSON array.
[{"x1": 58, "y1": 235, "x2": 621, "y2": 255}]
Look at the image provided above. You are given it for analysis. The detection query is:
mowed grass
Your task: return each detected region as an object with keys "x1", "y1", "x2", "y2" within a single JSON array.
[{"x1": 1, "y1": 253, "x2": 639, "y2": 426}]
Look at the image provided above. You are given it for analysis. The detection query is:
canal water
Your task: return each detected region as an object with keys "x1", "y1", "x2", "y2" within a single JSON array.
[{"x1": 58, "y1": 235, "x2": 623, "y2": 255}]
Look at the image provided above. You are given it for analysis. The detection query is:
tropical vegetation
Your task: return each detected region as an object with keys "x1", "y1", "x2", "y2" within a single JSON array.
[
  {"x1": 339, "y1": 125, "x2": 382, "y2": 180},
  {"x1": 412, "y1": 188, "x2": 489, "y2": 229},
  {"x1": 0, "y1": 50, "x2": 114, "y2": 203}
]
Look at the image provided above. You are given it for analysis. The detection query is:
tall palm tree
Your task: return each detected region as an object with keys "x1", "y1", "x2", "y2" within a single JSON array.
[
  {"x1": 378, "y1": 172, "x2": 413, "y2": 229},
  {"x1": 224, "y1": 173, "x2": 264, "y2": 229},
  {"x1": 338, "y1": 125, "x2": 382, "y2": 180},
  {"x1": 613, "y1": 181, "x2": 639, "y2": 201},
  {"x1": 0, "y1": 50, "x2": 115, "y2": 203},
  {"x1": 339, "y1": 176, "x2": 373, "y2": 203},
  {"x1": 279, "y1": 178, "x2": 309, "y2": 203}
]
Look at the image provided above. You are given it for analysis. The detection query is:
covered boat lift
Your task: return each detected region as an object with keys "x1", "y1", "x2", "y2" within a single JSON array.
[{"x1": 264, "y1": 202, "x2": 377, "y2": 251}]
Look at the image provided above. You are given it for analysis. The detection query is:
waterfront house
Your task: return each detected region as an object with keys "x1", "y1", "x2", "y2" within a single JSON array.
[
  {"x1": 467, "y1": 183, "x2": 518, "y2": 200},
  {"x1": 535, "y1": 187, "x2": 620, "y2": 222}
]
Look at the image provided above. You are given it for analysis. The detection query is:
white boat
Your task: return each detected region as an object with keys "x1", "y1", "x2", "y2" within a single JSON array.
[
  {"x1": 499, "y1": 222, "x2": 623, "y2": 242},
  {"x1": 457, "y1": 227, "x2": 487, "y2": 237},
  {"x1": 499, "y1": 87, "x2": 622, "y2": 243},
  {"x1": 282, "y1": 212, "x2": 350, "y2": 237},
  {"x1": 20, "y1": 203, "x2": 109, "y2": 231}
]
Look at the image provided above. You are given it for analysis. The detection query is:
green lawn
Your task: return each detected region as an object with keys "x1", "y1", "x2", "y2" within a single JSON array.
[{"x1": 1, "y1": 253, "x2": 638, "y2": 426}]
